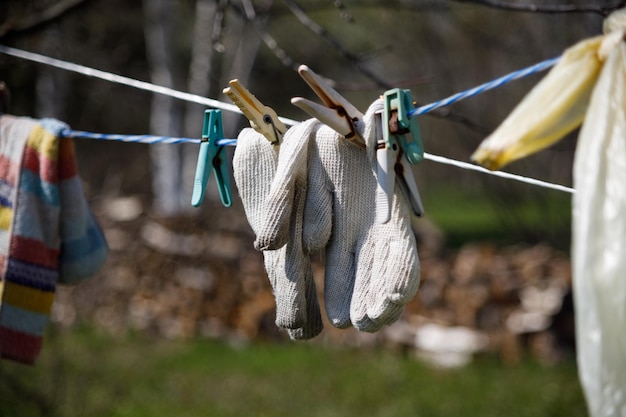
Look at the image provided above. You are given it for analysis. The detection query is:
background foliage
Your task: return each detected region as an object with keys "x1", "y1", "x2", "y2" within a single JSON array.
[
  {"x1": 0, "y1": 0, "x2": 607, "y2": 246},
  {"x1": 0, "y1": 1, "x2": 619, "y2": 415}
]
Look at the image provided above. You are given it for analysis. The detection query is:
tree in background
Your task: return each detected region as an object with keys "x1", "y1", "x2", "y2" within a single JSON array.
[
  {"x1": 0, "y1": 0, "x2": 621, "y2": 238},
  {"x1": 144, "y1": 0, "x2": 274, "y2": 216}
]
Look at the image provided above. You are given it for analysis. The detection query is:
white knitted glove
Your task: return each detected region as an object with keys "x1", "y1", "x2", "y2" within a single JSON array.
[
  {"x1": 232, "y1": 126, "x2": 322, "y2": 340},
  {"x1": 256, "y1": 99, "x2": 420, "y2": 332}
]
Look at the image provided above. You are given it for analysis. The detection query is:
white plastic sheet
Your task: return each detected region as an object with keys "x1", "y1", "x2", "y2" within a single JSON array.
[
  {"x1": 472, "y1": 8, "x2": 626, "y2": 417},
  {"x1": 573, "y1": 36, "x2": 626, "y2": 417}
]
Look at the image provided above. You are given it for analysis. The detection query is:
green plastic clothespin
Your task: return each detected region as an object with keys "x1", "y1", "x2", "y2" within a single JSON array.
[
  {"x1": 191, "y1": 109, "x2": 232, "y2": 207},
  {"x1": 383, "y1": 88, "x2": 424, "y2": 165}
]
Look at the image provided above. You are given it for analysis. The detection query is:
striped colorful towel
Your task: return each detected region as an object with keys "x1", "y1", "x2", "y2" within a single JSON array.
[{"x1": 0, "y1": 115, "x2": 108, "y2": 364}]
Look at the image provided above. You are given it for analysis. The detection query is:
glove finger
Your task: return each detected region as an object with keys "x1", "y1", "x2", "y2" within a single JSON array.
[
  {"x1": 310, "y1": 111, "x2": 378, "y2": 331},
  {"x1": 287, "y1": 264, "x2": 323, "y2": 340},
  {"x1": 255, "y1": 119, "x2": 319, "y2": 251},
  {"x1": 367, "y1": 202, "x2": 420, "y2": 325},
  {"x1": 350, "y1": 234, "x2": 383, "y2": 332},
  {"x1": 283, "y1": 135, "x2": 324, "y2": 337},
  {"x1": 233, "y1": 128, "x2": 311, "y2": 331},
  {"x1": 324, "y1": 242, "x2": 356, "y2": 328},
  {"x1": 276, "y1": 181, "x2": 312, "y2": 328},
  {"x1": 361, "y1": 98, "x2": 420, "y2": 327},
  {"x1": 302, "y1": 136, "x2": 332, "y2": 253},
  {"x1": 233, "y1": 128, "x2": 277, "y2": 234}
]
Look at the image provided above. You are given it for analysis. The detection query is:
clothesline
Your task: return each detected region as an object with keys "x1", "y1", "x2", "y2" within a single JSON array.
[
  {"x1": 411, "y1": 57, "x2": 560, "y2": 115},
  {"x1": 0, "y1": 45, "x2": 299, "y2": 127},
  {"x1": 61, "y1": 129, "x2": 574, "y2": 194},
  {"x1": 1, "y1": 45, "x2": 574, "y2": 194}
]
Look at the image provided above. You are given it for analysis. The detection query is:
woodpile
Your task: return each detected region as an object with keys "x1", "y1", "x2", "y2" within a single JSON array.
[
  {"x1": 50, "y1": 196, "x2": 575, "y2": 366},
  {"x1": 399, "y1": 242, "x2": 574, "y2": 365}
]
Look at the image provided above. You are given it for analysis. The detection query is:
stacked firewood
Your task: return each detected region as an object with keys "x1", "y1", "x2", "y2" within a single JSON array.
[
  {"x1": 399, "y1": 242, "x2": 573, "y2": 365},
  {"x1": 50, "y1": 196, "x2": 574, "y2": 366}
]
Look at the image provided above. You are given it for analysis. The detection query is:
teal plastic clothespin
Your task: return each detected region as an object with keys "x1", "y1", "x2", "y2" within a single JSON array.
[
  {"x1": 191, "y1": 109, "x2": 232, "y2": 207},
  {"x1": 383, "y1": 88, "x2": 424, "y2": 165}
]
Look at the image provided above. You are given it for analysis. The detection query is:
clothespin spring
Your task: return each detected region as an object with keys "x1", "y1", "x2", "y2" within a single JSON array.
[
  {"x1": 223, "y1": 79, "x2": 287, "y2": 146},
  {"x1": 263, "y1": 114, "x2": 282, "y2": 146}
]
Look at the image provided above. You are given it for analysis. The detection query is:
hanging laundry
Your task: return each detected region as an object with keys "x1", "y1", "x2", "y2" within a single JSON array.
[
  {"x1": 472, "y1": 8, "x2": 626, "y2": 417},
  {"x1": 226, "y1": 79, "x2": 322, "y2": 340},
  {"x1": 256, "y1": 99, "x2": 420, "y2": 332},
  {"x1": 233, "y1": 124, "x2": 323, "y2": 340},
  {"x1": 0, "y1": 115, "x2": 108, "y2": 364}
]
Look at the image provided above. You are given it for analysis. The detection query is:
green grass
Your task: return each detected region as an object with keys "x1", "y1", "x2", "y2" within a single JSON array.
[
  {"x1": 422, "y1": 188, "x2": 572, "y2": 250},
  {"x1": 0, "y1": 326, "x2": 587, "y2": 417}
]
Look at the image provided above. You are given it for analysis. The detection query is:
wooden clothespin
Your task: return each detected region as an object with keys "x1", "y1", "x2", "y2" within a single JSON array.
[
  {"x1": 291, "y1": 65, "x2": 365, "y2": 148},
  {"x1": 223, "y1": 79, "x2": 287, "y2": 146},
  {"x1": 376, "y1": 88, "x2": 425, "y2": 223},
  {"x1": 191, "y1": 109, "x2": 232, "y2": 208},
  {"x1": 291, "y1": 65, "x2": 424, "y2": 222}
]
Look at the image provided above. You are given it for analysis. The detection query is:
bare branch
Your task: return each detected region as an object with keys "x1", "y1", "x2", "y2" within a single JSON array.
[
  {"x1": 272, "y1": 0, "x2": 449, "y2": 15},
  {"x1": 283, "y1": 0, "x2": 393, "y2": 89},
  {"x1": 226, "y1": 1, "x2": 301, "y2": 70},
  {"x1": 260, "y1": 31, "x2": 301, "y2": 71},
  {"x1": 0, "y1": 0, "x2": 89, "y2": 38},
  {"x1": 228, "y1": 0, "x2": 490, "y2": 133},
  {"x1": 331, "y1": 75, "x2": 432, "y2": 91},
  {"x1": 451, "y1": 0, "x2": 626, "y2": 17},
  {"x1": 282, "y1": 0, "x2": 490, "y2": 133},
  {"x1": 211, "y1": 0, "x2": 229, "y2": 53},
  {"x1": 428, "y1": 107, "x2": 491, "y2": 135}
]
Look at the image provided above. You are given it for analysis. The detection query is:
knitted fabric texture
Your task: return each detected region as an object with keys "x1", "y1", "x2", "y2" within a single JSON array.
[
  {"x1": 257, "y1": 99, "x2": 420, "y2": 332},
  {"x1": 0, "y1": 115, "x2": 108, "y2": 364},
  {"x1": 232, "y1": 125, "x2": 322, "y2": 340}
]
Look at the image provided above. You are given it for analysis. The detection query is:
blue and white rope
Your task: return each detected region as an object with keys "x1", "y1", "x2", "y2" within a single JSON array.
[
  {"x1": 0, "y1": 44, "x2": 557, "y2": 125},
  {"x1": 61, "y1": 129, "x2": 201, "y2": 144},
  {"x1": 0, "y1": 45, "x2": 300, "y2": 127},
  {"x1": 60, "y1": 129, "x2": 574, "y2": 193},
  {"x1": 61, "y1": 129, "x2": 239, "y2": 146},
  {"x1": 1, "y1": 45, "x2": 572, "y2": 193},
  {"x1": 411, "y1": 57, "x2": 560, "y2": 116},
  {"x1": 59, "y1": 55, "x2": 560, "y2": 145}
]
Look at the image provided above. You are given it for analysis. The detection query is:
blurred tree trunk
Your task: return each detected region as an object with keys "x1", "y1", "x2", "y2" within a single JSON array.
[
  {"x1": 220, "y1": 0, "x2": 269, "y2": 131},
  {"x1": 181, "y1": 0, "x2": 225, "y2": 207},
  {"x1": 217, "y1": 1, "x2": 270, "y2": 205},
  {"x1": 36, "y1": 25, "x2": 69, "y2": 119},
  {"x1": 146, "y1": 0, "x2": 270, "y2": 212},
  {"x1": 183, "y1": 0, "x2": 222, "y2": 136},
  {"x1": 144, "y1": 0, "x2": 184, "y2": 216},
  {"x1": 146, "y1": 0, "x2": 228, "y2": 214}
]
